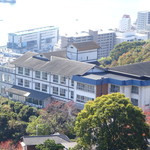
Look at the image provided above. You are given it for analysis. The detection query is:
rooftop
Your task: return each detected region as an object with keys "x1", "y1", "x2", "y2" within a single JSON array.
[
  {"x1": 9, "y1": 26, "x2": 58, "y2": 36},
  {"x1": 72, "y1": 41, "x2": 100, "y2": 51},
  {"x1": 12, "y1": 51, "x2": 96, "y2": 77},
  {"x1": 22, "y1": 133, "x2": 71, "y2": 146},
  {"x1": 109, "y1": 61, "x2": 150, "y2": 78}
]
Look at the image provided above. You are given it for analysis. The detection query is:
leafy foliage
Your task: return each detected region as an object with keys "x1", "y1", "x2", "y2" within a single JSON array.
[
  {"x1": 99, "y1": 41, "x2": 147, "y2": 67},
  {"x1": 75, "y1": 93, "x2": 149, "y2": 150},
  {"x1": 26, "y1": 103, "x2": 76, "y2": 139},
  {"x1": 35, "y1": 139, "x2": 65, "y2": 150},
  {"x1": 0, "y1": 97, "x2": 39, "y2": 142}
]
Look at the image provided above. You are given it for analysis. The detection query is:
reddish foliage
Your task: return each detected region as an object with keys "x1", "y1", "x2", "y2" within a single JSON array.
[
  {"x1": 0, "y1": 140, "x2": 22, "y2": 150},
  {"x1": 43, "y1": 99, "x2": 79, "y2": 116},
  {"x1": 144, "y1": 108, "x2": 150, "y2": 125}
]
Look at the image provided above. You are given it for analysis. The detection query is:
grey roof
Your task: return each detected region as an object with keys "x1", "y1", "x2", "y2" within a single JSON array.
[
  {"x1": 7, "y1": 85, "x2": 50, "y2": 101},
  {"x1": 22, "y1": 133, "x2": 71, "y2": 146},
  {"x1": 109, "y1": 61, "x2": 150, "y2": 77},
  {"x1": 72, "y1": 41, "x2": 100, "y2": 51},
  {"x1": 42, "y1": 50, "x2": 67, "y2": 59},
  {"x1": 83, "y1": 73, "x2": 137, "y2": 81},
  {"x1": 12, "y1": 51, "x2": 95, "y2": 77}
]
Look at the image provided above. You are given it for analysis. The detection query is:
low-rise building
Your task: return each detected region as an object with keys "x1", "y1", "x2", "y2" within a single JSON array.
[
  {"x1": 0, "y1": 51, "x2": 150, "y2": 110},
  {"x1": 66, "y1": 41, "x2": 100, "y2": 62},
  {"x1": 115, "y1": 31, "x2": 148, "y2": 45},
  {"x1": 21, "y1": 133, "x2": 77, "y2": 150}
]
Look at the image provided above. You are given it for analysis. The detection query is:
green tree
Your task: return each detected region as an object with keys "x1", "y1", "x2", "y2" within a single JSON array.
[
  {"x1": 35, "y1": 139, "x2": 65, "y2": 150},
  {"x1": 75, "y1": 93, "x2": 149, "y2": 150}
]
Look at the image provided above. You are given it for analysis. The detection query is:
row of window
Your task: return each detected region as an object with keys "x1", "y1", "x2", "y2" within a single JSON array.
[
  {"x1": 77, "y1": 82, "x2": 95, "y2": 93},
  {"x1": 110, "y1": 85, "x2": 139, "y2": 94},
  {"x1": 76, "y1": 95, "x2": 93, "y2": 103},
  {"x1": 17, "y1": 78, "x2": 74, "y2": 99},
  {"x1": 52, "y1": 86, "x2": 74, "y2": 99},
  {"x1": 18, "y1": 67, "x2": 74, "y2": 86}
]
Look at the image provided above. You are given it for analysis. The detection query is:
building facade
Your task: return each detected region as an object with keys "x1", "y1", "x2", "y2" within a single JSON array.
[
  {"x1": 115, "y1": 31, "x2": 148, "y2": 45},
  {"x1": 137, "y1": 11, "x2": 150, "y2": 32},
  {"x1": 7, "y1": 26, "x2": 59, "y2": 53},
  {"x1": 119, "y1": 14, "x2": 131, "y2": 32},
  {"x1": 66, "y1": 41, "x2": 100, "y2": 62},
  {"x1": 61, "y1": 29, "x2": 116, "y2": 59},
  {"x1": 0, "y1": 51, "x2": 150, "y2": 110}
]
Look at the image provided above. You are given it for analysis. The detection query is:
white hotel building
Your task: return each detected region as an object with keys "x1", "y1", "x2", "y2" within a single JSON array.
[
  {"x1": 0, "y1": 50, "x2": 150, "y2": 111},
  {"x1": 7, "y1": 26, "x2": 59, "y2": 53}
]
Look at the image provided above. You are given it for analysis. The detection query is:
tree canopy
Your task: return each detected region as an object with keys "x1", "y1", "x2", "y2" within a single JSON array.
[
  {"x1": 35, "y1": 139, "x2": 65, "y2": 150},
  {"x1": 99, "y1": 41, "x2": 147, "y2": 67},
  {"x1": 75, "y1": 93, "x2": 149, "y2": 150}
]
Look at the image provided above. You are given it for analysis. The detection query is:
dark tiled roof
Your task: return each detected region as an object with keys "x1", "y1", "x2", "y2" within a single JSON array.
[
  {"x1": 22, "y1": 133, "x2": 71, "y2": 146},
  {"x1": 109, "y1": 61, "x2": 150, "y2": 77},
  {"x1": 72, "y1": 41, "x2": 100, "y2": 51},
  {"x1": 7, "y1": 85, "x2": 50, "y2": 101},
  {"x1": 12, "y1": 51, "x2": 95, "y2": 77}
]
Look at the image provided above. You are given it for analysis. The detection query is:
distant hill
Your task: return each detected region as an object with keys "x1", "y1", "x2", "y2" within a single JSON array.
[{"x1": 98, "y1": 41, "x2": 149, "y2": 68}]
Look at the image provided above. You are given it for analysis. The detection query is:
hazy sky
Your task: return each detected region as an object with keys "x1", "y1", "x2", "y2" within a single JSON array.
[{"x1": 0, "y1": 0, "x2": 150, "y2": 45}]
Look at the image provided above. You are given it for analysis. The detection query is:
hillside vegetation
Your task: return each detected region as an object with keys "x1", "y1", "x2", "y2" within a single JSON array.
[{"x1": 99, "y1": 40, "x2": 150, "y2": 67}]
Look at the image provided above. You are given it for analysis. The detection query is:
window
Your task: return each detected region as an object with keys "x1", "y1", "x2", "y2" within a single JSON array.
[
  {"x1": 60, "y1": 88, "x2": 66, "y2": 97},
  {"x1": 53, "y1": 75, "x2": 58, "y2": 83},
  {"x1": 131, "y1": 98, "x2": 138, "y2": 106},
  {"x1": 42, "y1": 84, "x2": 48, "y2": 92},
  {"x1": 71, "y1": 80, "x2": 74, "y2": 87},
  {"x1": 18, "y1": 67, "x2": 23, "y2": 74},
  {"x1": 110, "y1": 84, "x2": 120, "y2": 92},
  {"x1": 42, "y1": 72, "x2": 48, "y2": 80},
  {"x1": 71, "y1": 91, "x2": 74, "y2": 99},
  {"x1": 35, "y1": 82, "x2": 40, "y2": 90},
  {"x1": 77, "y1": 82, "x2": 95, "y2": 93},
  {"x1": 35, "y1": 71, "x2": 40, "y2": 79},
  {"x1": 60, "y1": 76, "x2": 66, "y2": 84},
  {"x1": 131, "y1": 86, "x2": 139, "y2": 94},
  {"x1": 25, "y1": 68, "x2": 30, "y2": 76},
  {"x1": 25, "y1": 80, "x2": 30, "y2": 87},
  {"x1": 18, "y1": 78, "x2": 23, "y2": 86},
  {"x1": 53, "y1": 86, "x2": 58, "y2": 95},
  {"x1": 76, "y1": 95, "x2": 93, "y2": 103}
]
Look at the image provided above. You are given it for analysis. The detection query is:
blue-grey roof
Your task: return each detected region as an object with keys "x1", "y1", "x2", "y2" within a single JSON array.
[
  {"x1": 7, "y1": 85, "x2": 50, "y2": 101},
  {"x1": 12, "y1": 51, "x2": 96, "y2": 77}
]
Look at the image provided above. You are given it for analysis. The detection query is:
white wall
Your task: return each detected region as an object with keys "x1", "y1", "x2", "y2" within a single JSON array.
[{"x1": 78, "y1": 49, "x2": 97, "y2": 62}]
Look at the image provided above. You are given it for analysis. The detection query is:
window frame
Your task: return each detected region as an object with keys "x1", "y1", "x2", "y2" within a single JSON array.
[
  {"x1": 131, "y1": 86, "x2": 139, "y2": 94},
  {"x1": 35, "y1": 82, "x2": 40, "y2": 90},
  {"x1": 110, "y1": 84, "x2": 120, "y2": 92},
  {"x1": 35, "y1": 71, "x2": 41, "y2": 79},
  {"x1": 18, "y1": 67, "x2": 23, "y2": 75}
]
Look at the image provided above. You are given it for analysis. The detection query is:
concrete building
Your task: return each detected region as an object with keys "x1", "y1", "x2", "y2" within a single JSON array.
[
  {"x1": 66, "y1": 41, "x2": 100, "y2": 62},
  {"x1": 137, "y1": 11, "x2": 150, "y2": 32},
  {"x1": 1, "y1": 51, "x2": 150, "y2": 110},
  {"x1": 119, "y1": 14, "x2": 131, "y2": 32},
  {"x1": 7, "y1": 26, "x2": 59, "y2": 53},
  {"x1": 115, "y1": 31, "x2": 148, "y2": 45},
  {"x1": 61, "y1": 29, "x2": 116, "y2": 59}
]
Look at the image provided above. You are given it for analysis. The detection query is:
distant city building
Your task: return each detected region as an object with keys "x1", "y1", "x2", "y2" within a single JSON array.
[
  {"x1": 61, "y1": 29, "x2": 116, "y2": 59},
  {"x1": 7, "y1": 26, "x2": 59, "y2": 53},
  {"x1": 119, "y1": 14, "x2": 131, "y2": 31},
  {"x1": 136, "y1": 11, "x2": 150, "y2": 32},
  {"x1": 115, "y1": 31, "x2": 148, "y2": 45}
]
